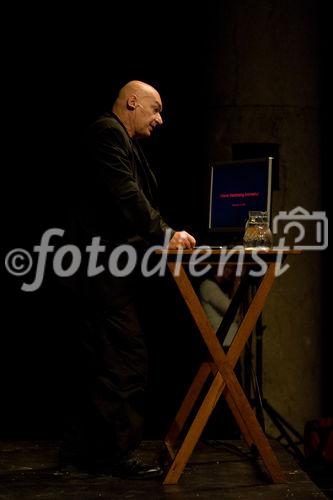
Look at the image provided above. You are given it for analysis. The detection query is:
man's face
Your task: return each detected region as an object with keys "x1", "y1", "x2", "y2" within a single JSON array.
[{"x1": 133, "y1": 92, "x2": 163, "y2": 138}]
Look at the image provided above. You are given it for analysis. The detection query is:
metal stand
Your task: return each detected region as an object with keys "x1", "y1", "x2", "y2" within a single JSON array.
[{"x1": 246, "y1": 285, "x2": 305, "y2": 461}]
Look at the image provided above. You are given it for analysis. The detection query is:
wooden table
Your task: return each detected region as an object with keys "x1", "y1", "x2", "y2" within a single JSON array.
[{"x1": 156, "y1": 248, "x2": 301, "y2": 485}]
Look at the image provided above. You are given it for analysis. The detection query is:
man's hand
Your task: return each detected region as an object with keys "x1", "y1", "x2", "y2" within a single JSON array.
[{"x1": 168, "y1": 230, "x2": 196, "y2": 249}]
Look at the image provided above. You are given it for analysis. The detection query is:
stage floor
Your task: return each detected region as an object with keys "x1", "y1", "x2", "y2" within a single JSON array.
[{"x1": 0, "y1": 439, "x2": 331, "y2": 499}]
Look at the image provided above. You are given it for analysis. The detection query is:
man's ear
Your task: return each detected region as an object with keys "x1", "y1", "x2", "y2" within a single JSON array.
[{"x1": 127, "y1": 94, "x2": 137, "y2": 110}]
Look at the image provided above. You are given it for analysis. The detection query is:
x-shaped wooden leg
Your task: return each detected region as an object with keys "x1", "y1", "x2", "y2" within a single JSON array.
[{"x1": 163, "y1": 261, "x2": 285, "y2": 485}]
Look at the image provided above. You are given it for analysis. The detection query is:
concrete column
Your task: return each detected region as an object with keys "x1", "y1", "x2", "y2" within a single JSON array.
[{"x1": 208, "y1": 0, "x2": 322, "y2": 436}]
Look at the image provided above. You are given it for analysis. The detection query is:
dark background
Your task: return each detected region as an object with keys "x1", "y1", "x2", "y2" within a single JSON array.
[
  {"x1": 2, "y1": 4, "x2": 221, "y2": 440},
  {"x1": 2, "y1": 3, "x2": 330, "y2": 440}
]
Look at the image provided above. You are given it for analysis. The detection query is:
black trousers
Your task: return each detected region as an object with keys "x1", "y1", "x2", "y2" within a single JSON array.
[{"x1": 64, "y1": 270, "x2": 148, "y2": 462}]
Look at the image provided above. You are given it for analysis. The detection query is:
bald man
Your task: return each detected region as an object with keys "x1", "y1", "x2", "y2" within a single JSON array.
[{"x1": 63, "y1": 81, "x2": 196, "y2": 478}]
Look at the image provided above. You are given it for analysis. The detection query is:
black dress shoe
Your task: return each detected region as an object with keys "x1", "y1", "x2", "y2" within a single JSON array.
[
  {"x1": 60, "y1": 447, "x2": 163, "y2": 479},
  {"x1": 109, "y1": 457, "x2": 164, "y2": 480}
]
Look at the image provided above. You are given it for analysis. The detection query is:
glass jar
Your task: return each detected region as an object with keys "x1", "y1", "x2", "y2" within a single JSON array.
[{"x1": 243, "y1": 211, "x2": 273, "y2": 249}]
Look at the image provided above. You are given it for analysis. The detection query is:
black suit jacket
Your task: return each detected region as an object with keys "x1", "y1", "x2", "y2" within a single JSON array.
[
  {"x1": 74, "y1": 112, "x2": 173, "y2": 248},
  {"x1": 63, "y1": 112, "x2": 173, "y2": 308}
]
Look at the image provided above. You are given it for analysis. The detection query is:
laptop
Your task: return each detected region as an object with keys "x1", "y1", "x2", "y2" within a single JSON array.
[{"x1": 197, "y1": 157, "x2": 273, "y2": 248}]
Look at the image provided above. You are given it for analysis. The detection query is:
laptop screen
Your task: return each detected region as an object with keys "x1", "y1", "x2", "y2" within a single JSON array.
[{"x1": 208, "y1": 157, "x2": 273, "y2": 244}]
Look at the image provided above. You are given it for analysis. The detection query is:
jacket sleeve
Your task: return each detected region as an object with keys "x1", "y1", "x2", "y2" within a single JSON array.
[{"x1": 90, "y1": 125, "x2": 175, "y2": 245}]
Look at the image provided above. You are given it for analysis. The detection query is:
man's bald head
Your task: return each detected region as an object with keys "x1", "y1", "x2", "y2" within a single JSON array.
[
  {"x1": 112, "y1": 80, "x2": 163, "y2": 139},
  {"x1": 117, "y1": 80, "x2": 159, "y2": 102}
]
